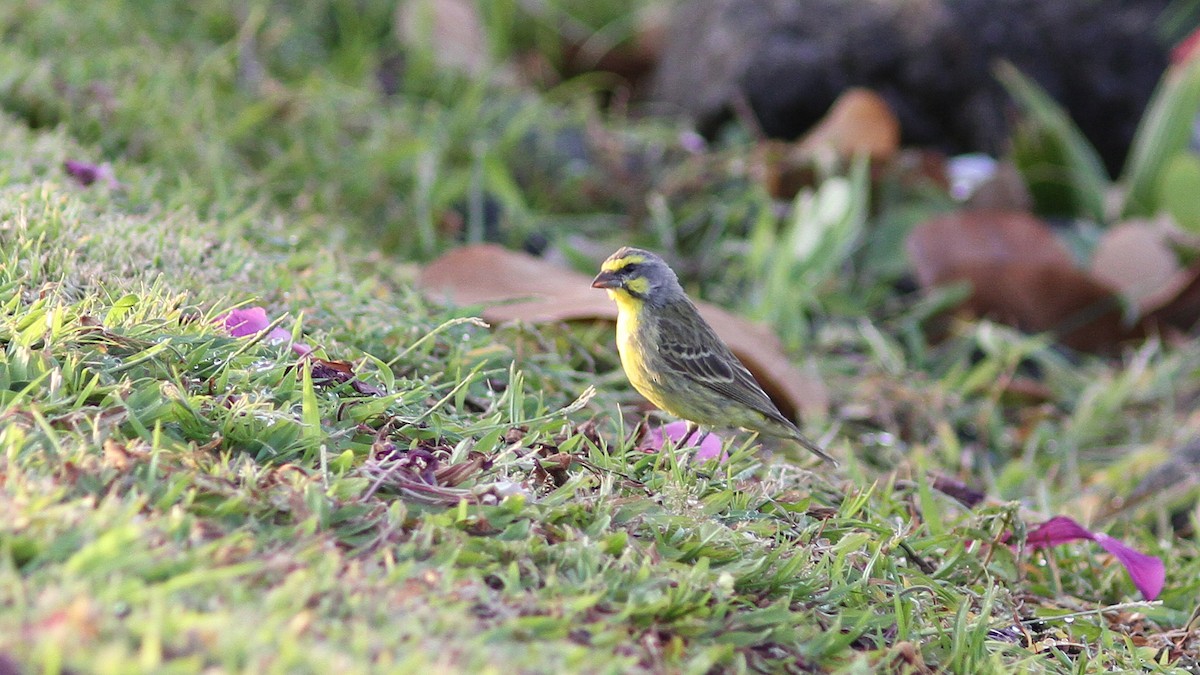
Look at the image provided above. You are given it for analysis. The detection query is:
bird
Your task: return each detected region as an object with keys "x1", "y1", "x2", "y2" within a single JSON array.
[{"x1": 591, "y1": 246, "x2": 836, "y2": 465}]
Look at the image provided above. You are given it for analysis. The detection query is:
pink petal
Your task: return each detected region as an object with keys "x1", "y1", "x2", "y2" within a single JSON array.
[
  {"x1": 640, "y1": 421, "x2": 727, "y2": 463},
  {"x1": 1094, "y1": 534, "x2": 1166, "y2": 601},
  {"x1": 219, "y1": 307, "x2": 271, "y2": 337},
  {"x1": 1026, "y1": 516, "x2": 1165, "y2": 601},
  {"x1": 64, "y1": 160, "x2": 101, "y2": 186},
  {"x1": 266, "y1": 326, "x2": 293, "y2": 343},
  {"x1": 1026, "y1": 516, "x2": 1096, "y2": 548},
  {"x1": 218, "y1": 307, "x2": 313, "y2": 355},
  {"x1": 1172, "y1": 26, "x2": 1200, "y2": 64},
  {"x1": 64, "y1": 160, "x2": 119, "y2": 188}
]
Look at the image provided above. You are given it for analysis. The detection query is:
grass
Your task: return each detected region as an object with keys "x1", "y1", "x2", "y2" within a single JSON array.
[{"x1": 1, "y1": 2, "x2": 1199, "y2": 673}]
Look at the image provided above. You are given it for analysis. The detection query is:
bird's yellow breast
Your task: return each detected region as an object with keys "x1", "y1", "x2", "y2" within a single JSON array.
[
  {"x1": 610, "y1": 288, "x2": 643, "y2": 356},
  {"x1": 610, "y1": 289, "x2": 668, "y2": 409}
]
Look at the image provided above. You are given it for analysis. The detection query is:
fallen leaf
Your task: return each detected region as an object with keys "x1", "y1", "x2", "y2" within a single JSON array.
[
  {"x1": 1090, "y1": 220, "x2": 1180, "y2": 314},
  {"x1": 419, "y1": 245, "x2": 614, "y2": 323},
  {"x1": 372, "y1": 443, "x2": 439, "y2": 485},
  {"x1": 906, "y1": 210, "x2": 1132, "y2": 352},
  {"x1": 929, "y1": 473, "x2": 987, "y2": 508},
  {"x1": 798, "y1": 88, "x2": 901, "y2": 162},
  {"x1": 968, "y1": 261, "x2": 1129, "y2": 352},
  {"x1": 907, "y1": 210, "x2": 1075, "y2": 285},
  {"x1": 310, "y1": 358, "x2": 385, "y2": 396},
  {"x1": 964, "y1": 161, "x2": 1034, "y2": 212},
  {"x1": 1142, "y1": 263, "x2": 1200, "y2": 333},
  {"x1": 1000, "y1": 376, "x2": 1055, "y2": 404},
  {"x1": 102, "y1": 438, "x2": 135, "y2": 472},
  {"x1": 418, "y1": 244, "x2": 828, "y2": 420},
  {"x1": 754, "y1": 88, "x2": 900, "y2": 200},
  {"x1": 434, "y1": 450, "x2": 493, "y2": 487}
]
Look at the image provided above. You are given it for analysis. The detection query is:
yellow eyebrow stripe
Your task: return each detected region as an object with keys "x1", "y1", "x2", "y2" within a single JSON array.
[{"x1": 601, "y1": 254, "x2": 645, "y2": 272}]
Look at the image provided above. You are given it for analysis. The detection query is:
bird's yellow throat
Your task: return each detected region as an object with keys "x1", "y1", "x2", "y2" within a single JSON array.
[{"x1": 607, "y1": 287, "x2": 645, "y2": 320}]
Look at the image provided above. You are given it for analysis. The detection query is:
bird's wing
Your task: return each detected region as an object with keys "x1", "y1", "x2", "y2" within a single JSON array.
[{"x1": 656, "y1": 300, "x2": 795, "y2": 428}]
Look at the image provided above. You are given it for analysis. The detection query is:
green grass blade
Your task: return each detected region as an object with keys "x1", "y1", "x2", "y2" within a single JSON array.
[
  {"x1": 996, "y1": 60, "x2": 1110, "y2": 223},
  {"x1": 1119, "y1": 58, "x2": 1200, "y2": 218}
]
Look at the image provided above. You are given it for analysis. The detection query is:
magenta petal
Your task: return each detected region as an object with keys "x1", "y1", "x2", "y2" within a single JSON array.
[
  {"x1": 641, "y1": 421, "x2": 727, "y2": 463},
  {"x1": 1093, "y1": 534, "x2": 1166, "y2": 601},
  {"x1": 1027, "y1": 516, "x2": 1166, "y2": 600},
  {"x1": 219, "y1": 307, "x2": 270, "y2": 337},
  {"x1": 64, "y1": 160, "x2": 118, "y2": 188},
  {"x1": 1026, "y1": 516, "x2": 1096, "y2": 548},
  {"x1": 64, "y1": 160, "x2": 101, "y2": 186},
  {"x1": 218, "y1": 307, "x2": 311, "y2": 354},
  {"x1": 691, "y1": 434, "x2": 727, "y2": 463}
]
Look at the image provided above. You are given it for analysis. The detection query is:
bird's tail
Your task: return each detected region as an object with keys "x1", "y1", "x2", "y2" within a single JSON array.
[{"x1": 792, "y1": 430, "x2": 838, "y2": 467}]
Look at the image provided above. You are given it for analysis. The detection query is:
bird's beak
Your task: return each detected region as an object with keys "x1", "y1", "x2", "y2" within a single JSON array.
[{"x1": 591, "y1": 271, "x2": 621, "y2": 289}]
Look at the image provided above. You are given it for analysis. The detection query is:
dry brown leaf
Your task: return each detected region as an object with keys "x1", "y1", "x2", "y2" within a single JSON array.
[
  {"x1": 1000, "y1": 376, "x2": 1055, "y2": 404},
  {"x1": 102, "y1": 438, "x2": 133, "y2": 471},
  {"x1": 1103, "y1": 218, "x2": 1200, "y2": 332},
  {"x1": 964, "y1": 161, "x2": 1034, "y2": 212},
  {"x1": 906, "y1": 211, "x2": 1134, "y2": 352},
  {"x1": 907, "y1": 210, "x2": 1076, "y2": 286},
  {"x1": 798, "y1": 88, "x2": 901, "y2": 162},
  {"x1": 1091, "y1": 221, "x2": 1180, "y2": 314},
  {"x1": 754, "y1": 88, "x2": 901, "y2": 200},
  {"x1": 961, "y1": 261, "x2": 1129, "y2": 352},
  {"x1": 1143, "y1": 263, "x2": 1200, "y2": 334},
  {"x1": 418, "y1": 244, "x2": 829, "y2": 420}
]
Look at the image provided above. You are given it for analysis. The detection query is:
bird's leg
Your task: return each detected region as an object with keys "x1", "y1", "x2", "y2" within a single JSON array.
[
  {"x1": 682, "y1": 421, "x2": 699, "y2": 447},
  {"x1": 680, "y1": 422, "x2": 712, "y2": 449}
]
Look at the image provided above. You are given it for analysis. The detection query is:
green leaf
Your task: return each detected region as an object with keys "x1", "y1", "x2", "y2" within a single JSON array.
[
  {"x1": 1120, "y1": 58, "x2": 1200, "y2": 218},
  {"x1": 1158, "y1": 152, "x2": 1200, "y2": 232},
  {"x1": 104, "y1": 293, "x2": 139, "y2": 325},
  {"x1": 996, "y1": 61, "x2": 1110, "y2": 223}
]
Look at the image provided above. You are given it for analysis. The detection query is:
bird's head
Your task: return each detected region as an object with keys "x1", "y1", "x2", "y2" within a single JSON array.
[{"x1": 591, "y1": 247, "x2": 682, "y2": 307}]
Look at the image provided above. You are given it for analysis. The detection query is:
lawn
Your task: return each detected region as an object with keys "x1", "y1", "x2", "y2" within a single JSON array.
[{"x1": 1, "y1": 2, "x2": 1198, "y2": 673}]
